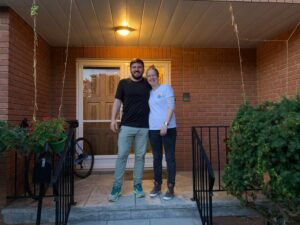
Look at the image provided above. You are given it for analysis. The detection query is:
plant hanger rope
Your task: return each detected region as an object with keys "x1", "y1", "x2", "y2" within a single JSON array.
[
  {"x1": 58, "y1": 0, "x2": 73, "y2": 117},
  {"x1": 229, "y1": 4, "x2": 246, "y2": 104},
  {"x1": 241, "y1": 21, "x2": 299, "y2": 97},
  {"x1": 31, "y1": 0, "x2": 73, "y2": 121},
  {"x1": 285, "y1": 21, "x2": 300, "y2": 97},
  {"x1": 229, "y1": 4, "x2": 300, "y2": 102},
  {"x1": 31, "y1": 0, "x2": 39, "y2": 122}
]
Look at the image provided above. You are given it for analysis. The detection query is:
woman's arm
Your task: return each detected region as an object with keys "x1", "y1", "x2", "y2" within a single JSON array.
[{"x1": 160, "y1": 93, "x2": 175, "y2": 136}]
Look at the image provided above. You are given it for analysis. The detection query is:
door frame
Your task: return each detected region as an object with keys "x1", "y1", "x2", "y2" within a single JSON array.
[{"x1": 76, "y1": 59, "x2": 171, "y2": 170}]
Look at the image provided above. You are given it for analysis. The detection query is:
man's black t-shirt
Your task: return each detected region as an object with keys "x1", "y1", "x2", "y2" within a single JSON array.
[{"x1": 115, "y1": 78, "x2": 151, "y2": 128}]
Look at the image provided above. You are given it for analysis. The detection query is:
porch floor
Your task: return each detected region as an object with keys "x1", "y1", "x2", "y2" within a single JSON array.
[
  {"x1": 2, "y1": 171, "x2": 253, "y2": 225},
  {"x1": 73, "y1": 170, "x2": 235, "y2": 206}
]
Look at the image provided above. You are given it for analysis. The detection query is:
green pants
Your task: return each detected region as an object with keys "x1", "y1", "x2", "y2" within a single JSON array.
[{"x1": 113, "y1": 126, "x2": 149, "y2": 187}]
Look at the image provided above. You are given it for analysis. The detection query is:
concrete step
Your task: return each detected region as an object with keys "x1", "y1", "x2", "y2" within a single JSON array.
[
  {"x1": 69, "y1": 195, "x2": 198, "y2": 223},
  {"x1": 69, "y1": 217, "x2": 202, "y2": 225},
  {"x1": 2, "y1": 194, "x2": 199, "y2": 224},
  {"x1": 1, "y1": 194, "x2": 258, "y2": 225}
]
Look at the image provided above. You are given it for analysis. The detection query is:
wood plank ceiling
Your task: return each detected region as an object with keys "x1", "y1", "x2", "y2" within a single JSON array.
[{"x1": 0, "y1": 0, "x2": 299, "y2": 48}]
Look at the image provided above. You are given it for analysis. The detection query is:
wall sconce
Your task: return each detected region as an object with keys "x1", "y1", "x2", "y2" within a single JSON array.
[
  {"x1": 114, "y1": 26, "x2": 135, "y2": 36},
  {"x1": 183, "y1": 92, "x2": 190, "y2": 102}
]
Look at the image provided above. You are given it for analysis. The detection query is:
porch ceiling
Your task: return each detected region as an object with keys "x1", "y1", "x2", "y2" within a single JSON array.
[{"x1": 0, "y1": 0, "x2": 299, "y2": 48}]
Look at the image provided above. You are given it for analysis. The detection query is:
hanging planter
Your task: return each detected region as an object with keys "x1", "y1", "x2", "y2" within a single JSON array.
[
  {"x1": 30, "y1": 117, "x2": 67, "y2": 154},
  {"x1": 49, "y1": 134, "x2": 67, "y2": 154}
]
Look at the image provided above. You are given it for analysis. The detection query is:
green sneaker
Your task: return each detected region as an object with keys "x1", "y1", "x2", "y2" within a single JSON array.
[
  {"x1": 134, "y1": 183, "x2": 145, "y2": 198},
  {"x1": 108, "y1": 186, "x2": 121, "y2": 202}
]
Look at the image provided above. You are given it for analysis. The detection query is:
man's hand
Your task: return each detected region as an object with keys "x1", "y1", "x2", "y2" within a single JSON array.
[
  {"x1": 110, "y1": 99, "x2": 121, "y2": 133},
  {"x1": 110, "y1": 120, "x2": 119, "y2": 133}
]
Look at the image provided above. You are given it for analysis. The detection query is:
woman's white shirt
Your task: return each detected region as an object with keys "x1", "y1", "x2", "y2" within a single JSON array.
[{"x1": 148, "y1": 84, "x2": 176, "y2": 130}]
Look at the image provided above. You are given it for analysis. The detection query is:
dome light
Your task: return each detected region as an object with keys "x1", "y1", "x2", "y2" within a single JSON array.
[{"x1": 114, "y1": 26, "x2": 135, "y2": 36}]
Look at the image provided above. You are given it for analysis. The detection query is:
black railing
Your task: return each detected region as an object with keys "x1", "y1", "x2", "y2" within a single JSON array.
[
  {"x1": 6, "y1": 120, "x2": 78, "y2": 225},
  {"x1": 192, "y1": 127, "x2": 215, "y2": 225},
  {"x1": 52, "y1": 120, "x2": 78, "y2": 225},
  {"x1": 193, "y1": 126, "x2": 229, "y2": 191}
]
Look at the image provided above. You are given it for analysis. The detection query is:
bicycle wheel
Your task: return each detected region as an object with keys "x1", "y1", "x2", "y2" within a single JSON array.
[
  {"x1": 74, "y1": 137, "x2": 94, "y2": 178},
  {"x1": 25, "y1": 151, "x2": 54, "y2": 199}
]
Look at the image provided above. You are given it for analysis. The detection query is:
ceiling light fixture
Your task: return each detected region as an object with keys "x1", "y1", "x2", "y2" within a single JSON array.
[{"x1": 114, "y1": 26, "x2": 135, "y2": 36}]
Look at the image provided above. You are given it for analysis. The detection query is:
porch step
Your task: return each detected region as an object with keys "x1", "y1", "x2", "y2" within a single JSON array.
[
  {"x1": 1, "y1": 196, "x2": 258, "y2": 224},
  {"x1": 68, "y1": 195, "x2": 199, "y2": 223},
  {"x1": 1, "y1": 172, "x2": 258, "y2": 224},
  {"x1": 1, "y1": 195, "x2": 200, "y2": 224}
]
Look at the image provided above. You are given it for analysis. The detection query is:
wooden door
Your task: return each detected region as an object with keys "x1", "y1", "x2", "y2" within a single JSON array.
[{"x1": 82, "y1": 68, "x2": 120, "y2": 155}]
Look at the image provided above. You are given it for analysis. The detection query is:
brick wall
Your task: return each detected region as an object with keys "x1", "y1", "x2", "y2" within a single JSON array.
[
  {"x1": 0, "y1": 8, "x2": 10, "y2": 212},
  {"x1": 0, "y1": 8, "x2": 9, "y2": 122},
  {"x1": 257, "y1": 27, "x2": 300, "y2": 102},
  {"x1": 51, "y1": 47, "x2": 257, "y2": 171},
  {"x1": 8, "y1": 10, "x2": 52, "y2": 123},
  {"x1": 0, "y1": 8, "x2": 52, "y2": 207}
]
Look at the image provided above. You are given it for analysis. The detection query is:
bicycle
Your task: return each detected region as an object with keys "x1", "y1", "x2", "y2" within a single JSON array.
[
  {"x1": 25, "y1": 137, "x2": 94, "y2": 199},
  {"x1": 73, "y1": 137, "x2": 94, "y2": 179}
]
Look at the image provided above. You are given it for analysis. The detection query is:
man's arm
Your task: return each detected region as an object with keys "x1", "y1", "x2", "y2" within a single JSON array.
[{"x1": 110, "y1": 98, "x2": 122, "y2": 133}]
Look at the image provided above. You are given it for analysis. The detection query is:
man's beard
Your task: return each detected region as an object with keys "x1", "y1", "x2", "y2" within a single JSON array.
[{"x1": 131, "y1": 71, "x2": 143, "y2": 80}]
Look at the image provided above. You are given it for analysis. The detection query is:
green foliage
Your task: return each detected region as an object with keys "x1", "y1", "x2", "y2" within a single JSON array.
[
  {"x1": 0, "y1": 121, "x2": 9, "y2": 153},
  {"x1": 0, "y1": 117, "x2": 66, "y2": 154},
  {"x1": 30, "y1": 117, "x2": 67, "y2": 152},
  {"x1": 223, "y1": 93, "x2": 300, "y2": 224},
  {"x1": 31, "y1": 4, "x2": 39, "y2": 16},
  {"x1": 0, "y1": 121, "x2": 29, "y2": 154}
]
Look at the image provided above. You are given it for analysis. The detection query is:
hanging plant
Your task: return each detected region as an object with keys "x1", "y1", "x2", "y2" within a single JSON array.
[
  {"x1": 0, "y1": 121, "x2": 30, "y2": 155},
  {"x1": 30, "y1": 117, "x2": 67, "y2": 153}
]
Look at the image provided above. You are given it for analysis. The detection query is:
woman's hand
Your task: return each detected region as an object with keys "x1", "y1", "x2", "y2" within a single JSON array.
[{"x1": 160, "y1": 124, "x2": 168, "y2": 136}]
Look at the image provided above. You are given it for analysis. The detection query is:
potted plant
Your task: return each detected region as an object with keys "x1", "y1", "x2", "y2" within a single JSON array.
[
  {"x1": 223, "y1": 93, "x2": 300, "y2": 225},
  {"x1": 30, "y1": 117, "x2": 67, "y2": 154}
]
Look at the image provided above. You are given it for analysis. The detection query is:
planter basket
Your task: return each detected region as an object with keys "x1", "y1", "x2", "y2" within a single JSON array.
[{"x1": 49, "y1": 135, "x2": 67, "y2": 154}]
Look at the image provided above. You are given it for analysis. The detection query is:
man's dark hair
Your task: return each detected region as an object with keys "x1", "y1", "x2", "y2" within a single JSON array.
[{"x1": 130, "y1": 58, "x2": 144, "y2": 68}]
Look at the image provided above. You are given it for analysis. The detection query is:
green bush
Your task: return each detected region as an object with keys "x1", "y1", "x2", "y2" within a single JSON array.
[{"x1": 223, "y1": 93, "x2": 300, "y2": 224}]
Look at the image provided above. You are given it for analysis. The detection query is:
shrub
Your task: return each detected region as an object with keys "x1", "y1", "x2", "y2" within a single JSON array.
[{"x1": 223, "y1": 93, "x2": 300, "y2": 225}]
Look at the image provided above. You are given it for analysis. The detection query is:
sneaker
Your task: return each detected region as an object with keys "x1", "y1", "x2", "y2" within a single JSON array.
[
  {"x1": 108, "y1": 186, "x2": 121, "y2": 202},
  {"x1": 163, "y1": 184, "x2": 174, "y2": 200},
  {"x1": 134, "y1": 183, "x2": 145, "y2": 198},
  {"x1": 149, "y1": 182, "x2": 161, "y2": 197}
]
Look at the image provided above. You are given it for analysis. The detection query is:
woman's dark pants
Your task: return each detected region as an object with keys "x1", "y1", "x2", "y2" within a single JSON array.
[{"x1": 149, "y1": 128, "x2": 176, "y2": 186}]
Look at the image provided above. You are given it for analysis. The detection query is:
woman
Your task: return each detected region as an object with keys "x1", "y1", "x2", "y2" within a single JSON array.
[{"x1": 146, "y1": 65, "x2": 177, "y2": 200}]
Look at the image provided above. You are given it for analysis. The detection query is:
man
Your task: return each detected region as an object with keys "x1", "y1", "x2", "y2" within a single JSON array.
[{"x1": 108, "y1": 58, "x2": 151, "y2": 202}]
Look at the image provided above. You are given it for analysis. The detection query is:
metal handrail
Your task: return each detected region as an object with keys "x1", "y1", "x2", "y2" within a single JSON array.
[
  {"x1": 193, "y1": 126, "x2": 229, "y2": 191},
  {"x1": 52, "y1": 120, "x2": 78, "y2": 225},
  {"x1": 192, "y1": 127, "x2": 215, "y2": 225}
]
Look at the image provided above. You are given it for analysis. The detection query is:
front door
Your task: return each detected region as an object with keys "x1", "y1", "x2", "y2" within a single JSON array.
[{"x1": 77, "y1": 59, "x2": 170, "y2": 169}]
